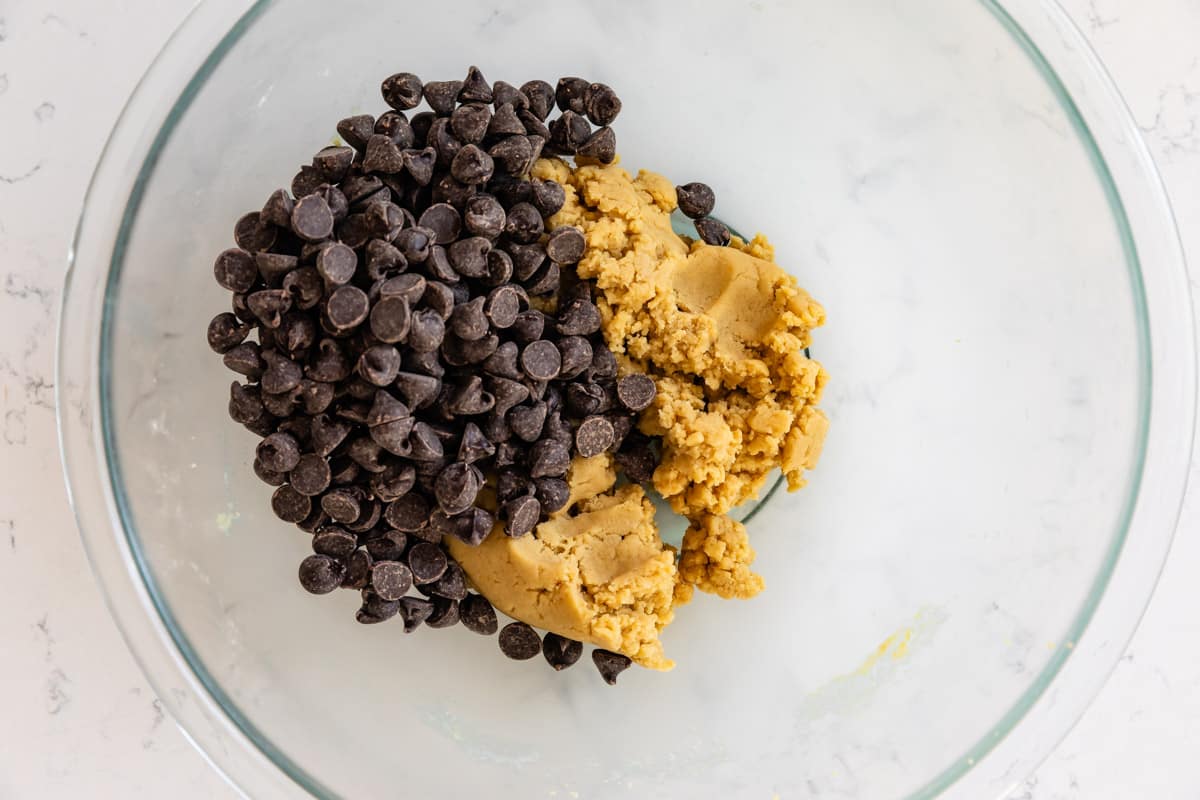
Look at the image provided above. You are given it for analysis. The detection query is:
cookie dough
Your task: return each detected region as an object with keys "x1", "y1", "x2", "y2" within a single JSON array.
[
  {"x1": 447, "y1": 455, "x2": 679, "y2": 670},
  {"x1": 678, "y1": 514, "x2": 764, "y2": 600},
  {"x1": 531, "y1": 157, "x2": 830, "y2": 520}
]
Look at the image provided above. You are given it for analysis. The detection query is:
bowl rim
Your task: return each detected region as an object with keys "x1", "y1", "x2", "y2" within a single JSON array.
[{"x1": 56, "y1": 0, "x2": 1197, "y2": 798}]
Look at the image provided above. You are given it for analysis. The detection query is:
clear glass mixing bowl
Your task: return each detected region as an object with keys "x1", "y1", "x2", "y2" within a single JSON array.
[{"x1": 58, "y1": 0, "x2": 1196, "y2": 797}]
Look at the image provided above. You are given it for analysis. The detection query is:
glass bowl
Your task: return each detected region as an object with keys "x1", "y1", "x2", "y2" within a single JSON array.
[{"x1": 58, "y1": 0, "x2": 1196, "y2": 797}]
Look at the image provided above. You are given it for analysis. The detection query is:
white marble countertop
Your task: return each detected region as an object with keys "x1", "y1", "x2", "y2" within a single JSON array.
[{"x1": 1, "y1": 1, "x2": 1196, "y2": 797}]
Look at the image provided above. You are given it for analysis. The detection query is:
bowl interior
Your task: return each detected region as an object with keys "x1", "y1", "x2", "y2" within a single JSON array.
[{"x1": 102, "y1": 0, "x2": 1145, "y2": 797}]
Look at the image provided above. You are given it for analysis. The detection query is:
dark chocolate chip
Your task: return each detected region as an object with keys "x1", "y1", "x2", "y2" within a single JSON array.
[
  {"x1": 407, "y1": 308, "x2": 446, "y2": 353},
  {"x1": 429, "y1": 561, "x2": 468, "y2": 600},
  {"x1": 371, "y1": 462, "x2": 416, "y2": 503},
  {"x1": 357, "y1": 344, "x2": 402, "y2": 386},
  {"x1": 426, "y1": 596, "x2": 461, "y2": 628},
  {"x1": 675, "y1": 182, "x2": 715, "y2": 219},
  {"x1": 460, "y1": 593, "x2": 498, "y2": 635},
  {"x1": 306, "y1": 339, "x2": 351, "y2": 383},
  {"x1": 398, "y1": 596, "x2": 435, "y2": 632},
  {"x1": 261, "y1": 350, "x2": 303, "y2": 394},
  {"x1": 450, "y1": 143, "x2": 494, "y2": 184},
  {"x1": 499, "y1": 622, "x2": 542, "y2": 660},
  {"x1": 395, "y1": 226, "x2": 434, "y2": 263},
  {"x1": 290, "y1": 195, "x2": 335, "y2": 242},
  {"x1": 253, "y1": 456, "x2": 286, "y2": 485},
  {"x1": 695, "y1": 216, "x2": 731, "y2": 246},
  {"x1": 535, "y1": 477, "x2": 570, "y2": 513},
  {"x1": 228, "y1": 382, "x2": 264, "y2": 425},
  {"x1": 504, "y1": 202, "x2": 543, "y2": 244},
  {"x1": 234, "y1": 211, "x2": 278, "y2": 252},
  {"x1": 555, "y1": 336, "x2": 592, "y2": 381},
  {"x1": 402, "y1": 146, "x2": 437, "y2": 186},
  {"x1": 261, "y1": 188, "x2": 296, "y2": 228},
  {"x1": 463, "y1": 194, "x2": 506, "y2": 238},
  {"x1": 385, "y1": 493, "x2": 430, "y2": 533},
  {"x1": 325, "y1": 285, "x2": 370, "y2": 330},
  {"x1": 545, "y1": 226, "x2": 586, "y2": 265},
  {"x1": 531, "y1": 179, "x2": 565, "y2": 217},
  {"x1": 616, "y1": 373, "x2": 657, "y2": 411},
  {"x1": 290, "y1": 453, "x2": 332, "y2": 496},
  {"x1": 291, "y1": 166, "x2": 326, "y2": 201},
  {"x1": 342, "y1": 548, "x2": 374, "y2": 590},
  {"x1": 508, "y1": 401, "x2": 548, "y2": 443},
  {"x1": 450, "y1": 103, "x2": 491, "y2": 145},
  {"x1": 298, "y1": 554, "x2": 344, "y2": 595},
  {"x1": 415, "y1": 203, "x2": 461, "y2": 245},
  {"x1": 380, "y1": 272, "x2": 426, "y2": 304},
  {"x1": 567, "y1": 381, "x2": 608, "y2": 416},
  {"x1": 407, "y1": 421, "x2": 445, "y2": 462},
  {"x1": 313, "y1": 527, "x2": 357, "y2": 559},
  {"x1": 370, "y1": 560, "x2": 414, "y2": 601},
  {"x1": 257, "y1": 432, "x2": 300, "y2": 473},
  {"x1": 222, "y1": 341, "x2": 263, "y2": 379},
  {"x1": 406, "y1": 541, "x2": 448, "y2": 584},
  {"x1": 214, "y1": 248, "x2": 258, "y2": 293},
  {"x1": 447, "y1": 236, "x2": 491, "y2": 279},
  {"x1": 368, "y1": 296, "x2": 411, "y2": 344},
  {"x1": 320, "y1": 489, "x2": 362, "y2": 524},
  {"x1": 503, "y1": 494, "x2": 541, "y2": 538},
  {"x1": 459, "y1": 66, "x2": 493, "y2": 104},
  {"x1": 363, "y1": 134, "x2": 405, "y2": 174},
  {"x1": 433, "y1": 462, "x2": 483, "y2": 515},
  {"x1": 487, "y1": 135, "x2": 534, "y2": 175},
  {"x1": 207, "y1": 312, "x2": 250, "y2": 354},
  {"x1": 543, "y1": 633, "x2": 584, "y2": 671},
  {"x1": 520, "y1": 79, "x2": 555, "y2": 120},
  {"x1": 337, "y1": 114, "x2": 376, "y2": 150},
  {"x1": 555, "y1": 76, "x2": 589, "y2": 113},
  {"x1": 548, "y1": 110, "x2": 590, "y2": 153},
  {"x1": 524, "y1": 260, "x2": 560, "y2": 296},
  {"x1": 575, "y1": 415, "x2": 615, "y2": 458},
  {"x1": 592, "y1": 649, "x2": 633, "y2": 684},
  {"x1": 456, "y1": 421, "x2": 495, "y2": 464},
  {"x1": 488, "y1": 103, "x2": 526, "y2": 138},
  {"x1": 423, "y1": 80, "x2": 463, "y2": 116},
  {"x1": 517, "y1": 108, "x2": 551, "y2": 141},
  {"x1": 576, "y1": 126, "x2": 616, "y2": 163},
  {"x1": 529, "y1": 438, "x2": 570, "y2": 478},
  {"x1": 356, "y1": 589, "x2": 401, "y2": 624},
  {"x1": 271, "y1": 485, "x2": 311, "y2": 523},
  {"x1": 381, "y1": 72, "x2": 423, "y2": 110},
  {"x1": 582, "y1": 82, "x2": 622, "y2": 125}
]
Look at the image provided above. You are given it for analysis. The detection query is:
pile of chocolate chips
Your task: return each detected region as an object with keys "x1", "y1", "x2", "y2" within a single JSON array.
[{"x1": 206, "y1": 67, "x2": 658, "y2": 685}]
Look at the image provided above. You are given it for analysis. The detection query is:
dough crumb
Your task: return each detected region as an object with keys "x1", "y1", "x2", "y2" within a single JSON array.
[{"x1": 678, "y1": 514, "x2": 765, "y2": 600}]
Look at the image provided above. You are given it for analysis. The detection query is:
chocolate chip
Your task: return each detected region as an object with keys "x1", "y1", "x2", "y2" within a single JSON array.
[
  {"x1": 369, "y1": 413, "x2": 416, "y2": 458},
  {"x1": 504, "y1": 202, "x2": 543, "y2": 244},
  {"x1": 421, "y1": 280, "x2": 456, "y2": 319},
  {"x1": 545, "y1": 226, "x2": 586, "y2": 265},
  {"x1": 615, "y1": 436, "x2": 657, "y2": 483},
  {"x1": 310, "y1": 147, "x2": 353, "y2": 184},
  {"x1": 548, "y1": 110, "x2": 590, "y2": 153},
  {"x1": 616, "y1": 374, "x2": 657, "y2": 411},
  {"x1": 488, "y1": 135, "x2": 534, "y2": 175},
  {"x1": 380, "y1": 272, "x2": 426, "y2": 304},
  {"x1": 207, "y1": 313, "x2": 250, "y2": 354},
  {"x1": 385, "y1": 493, "x2": 430, "y2": 533},
  {"x1": 672, "y1": 182, "x2": 714, "y2": 220},
  {"x1": 305, "y1": 339, "x2": 350, "y2": 383},
  {"x1": 451, "y1": 507, "x2": 494, "y2": 547},
  {"x1": 356, "y1": 589, "x2": 401, "y2": 624},
  {"x1": 407, "y1": 421, "x2": 445, "y2": 462},
  {"x1": 427, "y1": 596, "x2": 461, "y2": 628},
  {"x1": 459, "y1": 66, "x2": 493, "y2": 103},
  {"x1": 396, "y1": 596, "x2": 433, "y2": 632},
  {"x1": 290, "y1": 195, "x2": 334, "y2": 242},
  {"x1": 423, "y1": 80, "x2": 463, "y2": 116},
  {"x1": 280, "y1": 266, "x2": 322, "y2": 311},
  {"x1": 517, "y1": 108, "x2": 551, "y2": 141},
  {"x1": 499, "y1": 622, "x2": 542, "y2": 660},
  {"x1": 531, "y1": 179, "x2": 565, "y2": 217},
  {"x1": 555, "y1": 77, "x2": 589, "y2": 113},
  {"x1": 234, "y1": 211, "x2": 277, "y2": 252},
  {"x1": 520, "y1": 340, "x2": 561, "y2": 381},
  {"x1": 261, "y1": 350, "x2": 303, "y2": 394},
  {"x1": 576, "y1": 126, "x2": 616, "y2": 163},
  {"x1": 519, "y1": 79, "x2": 555, "y2": 120},
  {"x1": 406, "y1": 308, "x2": 445, "y2": 353},
  {"x1": 391, "y1": 371, "x2": 440, "y2": 411},
  {"x1": 506, "y1": 242, "x2": 546, "y2": 282},
  {"x1": 413, "y1": 203, "x2": 459, "y2": 245},
  {"x1": 256, "y1": 432, "x2": 299, "y2": 473},
  {"x1": 371, "y1": 463, "x2": 416, "y2": 503},
  {"x1": 395, "y1": 226, "x2": 433, "y2": 263},
  {"x1": 592, "y1": 649, "x2": 632, "y2": 684},
  {"x1": 366, "y1": 559, "x2": 411, "y2": 601},
  {"x1": 270, "y1": 485, "x2": 311, "y2": 523},
  {"x1": 214, "y1": 248, "x2": 257, "y2": 293},
  {"x1": 543, "y1": 633, "x2": 584, "y2": 670},
  {"x1": 551, "y1": 337, "x2": 589, "y2": 381},
  {"x1": 428, "y1": 561, "x2": 468, "y2": 600},
  {"x1": 342, "y1": 548, "x2": 374, "y2": 590},
  {"x1": 358, "y1": 344, "x2": 402, "y2": 386},
  {"x1": 261, "y1": 189, "x2": 296, "y2": 229},
  {"x1": 447, "y1": 236, "x2": 491, "y2": 279},
  {"x1": 319, "y1": 488, "x2": 361, "y2": 524},
  {"x1": 325, "y1": 285, "x2": 370, "y2": 331},
  {"x1": 446, "y1": 373, "x2": 496, "y2": 413},
  {"x1": 381, "y1": 71, "x2": 423, "y2": 110},
  {"x1": 337, "y1": 114, "x2": 376, "y2": 150},
  {"x1": 228, "y1": 382, "x2": 264, "y2": 424},
  {"x1": 575, "y1": 415, "x2": 615, "y2": 458},
  {"x1": 298, "y1": 554, "x2": 344, "y2": 595},
  {"x1": 450, "y1": 143, "x2": 494, "y2": 184},
  {"x1": 524, "y1": 260, "x2": 560, "y2": 296},
  {"x1": 429, "y1": 117, "x2": 461, "y2": 169},
  {"x1": 508, "y1": 402, "x2": 548, "y2": 443},
  {"x1": 503, "y1": 494, "x2": 541, "y2": 538},
  {"x1": 450, "y1": 103, "x2": 491, "y2": 145},
  {"x1": 695, "y1": 216, "x2": 731, "y2": 246},
  {"x1": 463, "y1": 194, "x2": 505, "y2": 238},
  {"x1": 363, "y1": 134, "x2": 405, "y2": 175},
  {"x1": 313, "y1": 527, "x2": 357, "y2": 559},
  {"x1": 291, "y1": 165, "x2": 327, "y2": 201},
  {"x1": 535, "y1": 477, "x2": 570, "y2": 513},
  {"x1": 445, "y1": 297, "x2": 486, "y2": 342},
  {"x1": 253, "y1": 455, "x2": 286, "y2": 484},
  {"x1": 290, "y1": 453, "x2": 332, "y2": 496},
  {"x1": 483, "y1": 341, "x2": 522, "y2": 380},
  {"x1": 487, "y1": 103, "x2": 526, "y2": 139},
  {"x1": 566, "y1": 381, "x2": 608, "y2": 416},
  {"x1": 433, "y1": 462, "x2": 483, "y2": 515},
  {"x1": 222, "y1": 341, "x2": 263, "y2": 379},
  {"x1": 405, "y1": 541, "x2": 447, "y2": 584},
  {"x1": 366, "y1": 296, "x2": 409, "y2": 344},
  {"x1": 529, "y1": 439, "x2": 570, "y2": 478},
  {"x1": 460, "y1": 593, "x2": 498, "y2": 635},
  {"x1": 580, "y1": 82, "x2": 621, "y2": 126},
  {"x1": 402, "y1": 146, "x2": 437, "y2": 186}
]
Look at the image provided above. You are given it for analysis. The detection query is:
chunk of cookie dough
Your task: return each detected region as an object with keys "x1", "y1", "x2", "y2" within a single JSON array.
[
  {"x1": 447, "y1": 455, "x2": 678, "y2": 670},
  {"x1": 678, "y1": 514, "x2": 764, "y2": 600},
  {"x1": 531, "y1": 157, "x2": 829, "y2": 517}
]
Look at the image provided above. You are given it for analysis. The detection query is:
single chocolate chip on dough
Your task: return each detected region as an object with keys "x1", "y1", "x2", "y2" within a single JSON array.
[
  {"x1": 694, "y1": 216, "x2": 731, "y2": 246},
  {"x1": 499, "y1": 621, "x2": 542, "y2": 660},
  {"x1": 675, "y1": 182, "x2": 715, "y2": 219}
]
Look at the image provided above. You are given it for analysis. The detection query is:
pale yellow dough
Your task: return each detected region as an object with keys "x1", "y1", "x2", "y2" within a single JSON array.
[{"x1": 447, "y1": 455, "x2": 679, "y2": 670}]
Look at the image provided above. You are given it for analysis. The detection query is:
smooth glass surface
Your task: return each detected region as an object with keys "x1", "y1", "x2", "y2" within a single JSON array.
[{"x1": 58, "y1": 0, "x2": 1196, "y2": 798}]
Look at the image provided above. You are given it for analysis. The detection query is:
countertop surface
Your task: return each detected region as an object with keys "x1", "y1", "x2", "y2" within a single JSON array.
[{"x1": 1, "y1": 1, "x2": 1198, "y2": 798}]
